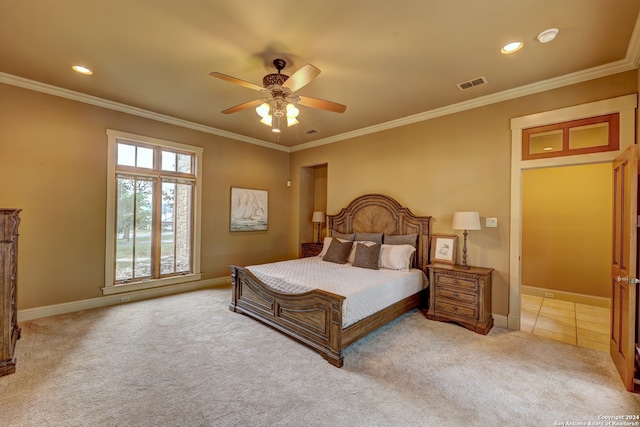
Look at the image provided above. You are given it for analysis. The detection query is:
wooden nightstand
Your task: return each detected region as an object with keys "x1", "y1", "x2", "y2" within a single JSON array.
[
  {"x1": 301, "y1": 242, "x2": 323, "y2": 258},
  {"x1": 426, "y1": 263, "x2": 494, "y2": 334}
]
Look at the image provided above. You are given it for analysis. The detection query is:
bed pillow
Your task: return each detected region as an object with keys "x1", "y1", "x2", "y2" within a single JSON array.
[
  {"x1": 331, "y1": 230, "x2": 355, "y2": 241},
  {"x1": 322, "y1": 239, "x2": 354, "y2": 264},
  {"x1": 354, "y1": 232, "x2": 383, "y2": 243},
  {"x1": 379, "y1": 244, "x2": 416, "y2": 271},
  {"x1": 318, "y1": 236, "x2": 333, "y2": 257},
  {"x1": 352, "y1": 243, "x2": 381, "y2": 270},
  {"x1": 347, "y1": 240, "x2": 377, "y2": 263},
  {"x1": 319, "y1": 237, "x2": 351, "y2": 257},
  {"x1": 384, "y1": 233, "x2": 417, "y2": 247}
]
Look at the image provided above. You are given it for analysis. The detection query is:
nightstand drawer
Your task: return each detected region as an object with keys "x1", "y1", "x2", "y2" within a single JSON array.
[
  {"x1": 436, "y1": 300, "x2": 478, "y2": 319},
  {"x1": 435, "y1": 287, "x2": 477, "y2": 305},
  {"x1": 435, "y1": 274, "x2": 477, "y2": 291}
]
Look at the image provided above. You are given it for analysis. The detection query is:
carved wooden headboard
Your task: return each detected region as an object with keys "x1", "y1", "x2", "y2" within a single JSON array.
[{"x1": 327, "y1": 194, "x2": 431, "y2": 272}]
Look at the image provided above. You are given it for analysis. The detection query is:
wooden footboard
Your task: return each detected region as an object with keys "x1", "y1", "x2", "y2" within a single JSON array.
[
  {"x1": 230, "y1": 265, "x2": 425, "y2": 367},
  {"x1": 230, "y1": 265, "x2": 347, "y2": 367}
]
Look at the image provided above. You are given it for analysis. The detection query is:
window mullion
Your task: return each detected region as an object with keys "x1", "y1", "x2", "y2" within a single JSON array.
[
  {"x1": 151, "y1": 148, "x2": 162, "y2": 279},
  {"x1": 562, "y1": 127, "x2": 570, "y2": 151},
  {"x1": 132, "y1": 179, "x2": 138, "y2": 280},
  {"x1": 150, "y1": 177, "x2": 161, "y2": 279}
]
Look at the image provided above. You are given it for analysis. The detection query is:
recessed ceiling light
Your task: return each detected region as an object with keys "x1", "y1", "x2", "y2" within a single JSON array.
[
  {"x1": 501, "y1": 41, "x2": 523, "y2": 54},
  {"x1": 537, "y1": 28, "x2": 559, "y2": 43},
  {"x1": 72, "y1": 65, "x2": 93, "y2": 75}
]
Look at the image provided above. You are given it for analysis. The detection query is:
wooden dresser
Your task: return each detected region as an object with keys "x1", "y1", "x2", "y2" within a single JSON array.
[
  {"x1": 301, "y1": 242, "x2": 323, "y2": 258},
  {"x1": 1, "y1": 209, "x2": 21, "y2": 376},
  {"x1": 426, "y1": 263, "x2": 494, "y2": 335}
]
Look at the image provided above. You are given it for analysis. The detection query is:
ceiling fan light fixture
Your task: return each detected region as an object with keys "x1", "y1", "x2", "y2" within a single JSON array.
[
  {"x1": 286, "y1": 103, "x2": 299, "y2": 118},
  {"x1": 260, "y1": 116, "x2": 273, "y2": 126},
  {"x1": 256, "y1": 102, "x2": 270, "y2": 117},
  {"x1": 211, "y1": 58, "x2": 345, "y2": 134}
]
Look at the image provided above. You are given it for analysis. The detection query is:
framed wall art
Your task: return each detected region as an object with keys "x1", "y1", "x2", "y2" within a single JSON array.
[
  {"x1": 430, "y1": 234, "x2": 457, "y2": 265},
  {"x1": 230, "y1": 187, "x2": 268, "y2": 231}
]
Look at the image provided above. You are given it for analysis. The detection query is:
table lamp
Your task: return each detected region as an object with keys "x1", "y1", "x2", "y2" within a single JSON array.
[
  {"x1": 312, "y1": 211, "x2": 325, "y2": 243},
  {"x1": 452, "y1": 211, "x2": 481, "y2": 269}
]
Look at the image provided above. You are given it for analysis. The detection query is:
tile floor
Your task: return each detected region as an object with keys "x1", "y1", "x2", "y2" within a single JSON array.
[{"x1": 521, "y1": 294, "x2": 610, "y2": 352}]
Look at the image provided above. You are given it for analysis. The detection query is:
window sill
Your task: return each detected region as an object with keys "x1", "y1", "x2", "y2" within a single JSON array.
[{"x1": 101, "y1": 273, "x2": 203, "y2": 296}]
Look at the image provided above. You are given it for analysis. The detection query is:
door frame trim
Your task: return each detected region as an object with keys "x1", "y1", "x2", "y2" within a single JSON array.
[{"x1": 508, "y1": 94, "x2": 637, "y2": 330}]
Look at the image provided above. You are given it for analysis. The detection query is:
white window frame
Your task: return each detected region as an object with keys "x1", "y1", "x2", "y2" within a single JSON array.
[{"x1": 103, "y1": 129, "x2": 203, "y2": 295}]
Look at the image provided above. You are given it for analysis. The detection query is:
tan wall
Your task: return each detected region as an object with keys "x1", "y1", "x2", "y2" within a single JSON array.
[
  {"x1": 289, "y1": 70, "x2": 637, "y2": 317},
  {"x1": 0, "y1": 83, "x2": 290, "y2": 309},
  {"x1": 522, "y1": 164, "x2": 612, "y2": 297},
  {"x1": 2, "y1": 70, "x2": 636, "y2": 314}
]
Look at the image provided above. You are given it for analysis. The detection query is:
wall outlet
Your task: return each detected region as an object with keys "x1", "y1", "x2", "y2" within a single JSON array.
[
  {"x1": 544, "y1": 292, "x2": 554, "y2": 298},
  {"x1": 120, "y1": 296, "x2": 130, "y2": 303},
  {"x1": 486, "y1": 217, "x2": 498, "y2": 227}
]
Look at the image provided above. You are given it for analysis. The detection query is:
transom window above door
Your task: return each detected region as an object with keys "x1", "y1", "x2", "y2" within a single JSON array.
[{"x1": 522, "y1": 113, "x2": 619, "y2": 160}]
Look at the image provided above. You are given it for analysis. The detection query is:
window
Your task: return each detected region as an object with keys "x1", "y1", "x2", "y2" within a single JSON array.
[
  {"x1": 104, "y1": 130, "x2": 202, "y2": 295},
  {"x1": 522, "y1": 113, "x2": 619, "y2": 160}
]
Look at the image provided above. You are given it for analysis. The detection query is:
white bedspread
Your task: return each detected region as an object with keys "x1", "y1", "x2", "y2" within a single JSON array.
[{"x1": 246, "y1": 256, "x2": 427, "y2": 328}]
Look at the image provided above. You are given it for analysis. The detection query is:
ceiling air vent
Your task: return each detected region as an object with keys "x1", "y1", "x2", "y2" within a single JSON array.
[
  {"x1": 305, "y1": 129, "x2": 320, "y2": 135},
  {"x1": 456, "y1": 76, "x2": 488, "y2": 91}
]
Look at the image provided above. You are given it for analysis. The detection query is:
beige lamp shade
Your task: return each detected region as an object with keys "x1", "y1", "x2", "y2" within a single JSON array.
[
  {"x1": 312, "y1": 211, "x2": 325, "y2": 224},
  {"x1": 452, "y1": 211, "x2": 481, "y2": 231}
]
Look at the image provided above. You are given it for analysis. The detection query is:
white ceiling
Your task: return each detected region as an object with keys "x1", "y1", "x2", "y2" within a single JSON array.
[{"x1": 1, "y1": 0, "x2": 640, "y2": 151}]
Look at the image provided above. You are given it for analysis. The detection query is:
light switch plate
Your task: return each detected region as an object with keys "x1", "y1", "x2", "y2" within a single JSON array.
[{"x1": 486, "y1": 217, "x2": 498, "y2": 227}]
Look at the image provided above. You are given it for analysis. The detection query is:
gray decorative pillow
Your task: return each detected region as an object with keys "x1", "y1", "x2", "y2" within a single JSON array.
[
  {"x1": 352, "y1": 243, "x2": 381, "y2": 270},
  {"x1": 322, "y1": 239, "x2": 354, "y2": 264},
  {"x1": 354, "y1": 232, "x2": 383, "y2": 243},
  {"x1": 384, "y1": 233, "x2": 417, "y2": 247},
  {"x1": 331, "y1": 230, "x2": 355, "y2": 241}
]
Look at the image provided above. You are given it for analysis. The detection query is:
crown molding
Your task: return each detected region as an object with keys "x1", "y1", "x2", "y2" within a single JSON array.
[
  {"x1": 3, "y1": 11, "x2": 640, "y2": 156},
  {"x1": 291, "y1": 58, "x2": 638, "y2": 153},
  {"x1": 0, "y1": 72, "x2": 290, "y2": 153},
  {"x1": 627, "y1": 11, "x2": 640, "y2": 68}
]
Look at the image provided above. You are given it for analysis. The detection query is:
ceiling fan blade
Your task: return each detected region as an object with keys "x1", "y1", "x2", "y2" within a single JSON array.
[
  {"x1": 210, "y1": 72, "x2": 264, "y2": 92},
  {"x1": 298, "y1": 96, "x2": 347, "y2": 113},
  {"x1": 282, "y1": 64, "x2": 321, "y2": 92},
  {"x1": 221, "y1": 99, "x2": 263, "y2": 114}
]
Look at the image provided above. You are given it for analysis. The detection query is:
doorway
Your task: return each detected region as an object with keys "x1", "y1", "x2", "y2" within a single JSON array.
[
  {"x1": 508, "y1": 94, "x2": 637, "y2": 331},
  {"x1": 299, "y1": 163, "x2": 328, "y2": 250},
  {"x1": 520, "y1": 163, "x2": 612, "y2": 350}
]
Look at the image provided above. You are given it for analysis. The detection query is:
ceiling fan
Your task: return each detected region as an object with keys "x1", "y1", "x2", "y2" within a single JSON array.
[{"x1": 210, "y1": 59, "x2": 346, "y2": 133}]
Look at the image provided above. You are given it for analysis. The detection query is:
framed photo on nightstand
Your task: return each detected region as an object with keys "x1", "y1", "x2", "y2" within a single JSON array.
[{"x1": 430, "y1": 234, "x2": 457, "y2": 265}]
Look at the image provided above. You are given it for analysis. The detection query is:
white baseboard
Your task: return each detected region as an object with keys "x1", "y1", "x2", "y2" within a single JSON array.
[
  {"x1": 493, "y1": 313, "x2": 508, "y2": 329},
  {"x1": 521, "y1": 285, "x2": 610, "y2": 308},
  {"x1": 18, "y1": 276, "x2": 231, "y2": 322},
  {"x1": 507, "y1": 314, "x2": 520, "y2": 331}
]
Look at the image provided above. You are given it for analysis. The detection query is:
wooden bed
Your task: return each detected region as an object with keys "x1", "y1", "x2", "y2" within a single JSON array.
[{"x1": 229, "y1": 194, "x2": 431, "y2": 367}]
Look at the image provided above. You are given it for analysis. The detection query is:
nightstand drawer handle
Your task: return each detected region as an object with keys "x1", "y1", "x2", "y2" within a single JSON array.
[
  {"x1": 453, "y1": 306, "x2": 458, "y2": 311},
  {"x1": 453, "y1": 293, "x2": 459, "y2": 298}
]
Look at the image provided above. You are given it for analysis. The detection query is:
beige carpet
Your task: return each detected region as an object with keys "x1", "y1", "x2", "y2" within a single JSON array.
[{"x1": 0, "y1": 287, "x2": 638, "y2": 426}]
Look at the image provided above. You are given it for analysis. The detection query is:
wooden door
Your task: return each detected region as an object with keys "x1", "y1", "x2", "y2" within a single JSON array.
[{"x1": 611, "y1": 145, "x2": 638, "y2": 391}]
